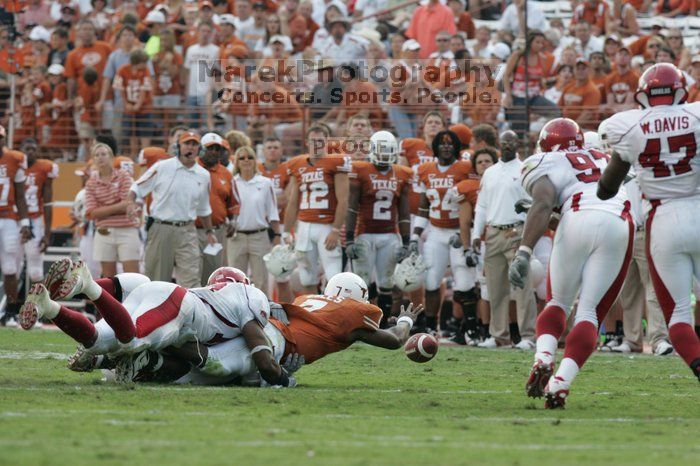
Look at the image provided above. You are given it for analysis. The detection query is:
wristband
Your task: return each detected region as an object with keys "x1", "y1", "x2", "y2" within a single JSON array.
[
  {"x1": 19, "y1": 218, "x2": 30, "y2": 228},
  {"x1": 410, "y1": 233, "x2": 420, "y2": 242},
  {"x1": 518, "y1": 245, "x2": 533, "y2": 256},
  {"x1": 397, "y1": 316, "x2": 414, "y2": 328},
  {"x1": 250, "y1": 345, "x2": 272, "y2": 355},
  {"x1": 413, "y1": 215, "x2": 429, "y2": 231}
]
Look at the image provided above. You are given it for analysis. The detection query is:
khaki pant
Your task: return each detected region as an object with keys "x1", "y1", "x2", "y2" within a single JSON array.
[
  {"x1": 145, "y1": 222, "x2": 201, "y2": 288},
  {"x1": 484, "y1": 225, "x2": 537, "y2": 345},
  {"x1": 617, "y1": 229, "x2": 670, "y2": 351},
  {"x1": 227, "y1": 230, "x2": 270, "y2": 291},
  {"x1": 198, "y1": 227, "x2": 226, "y2": 286}
]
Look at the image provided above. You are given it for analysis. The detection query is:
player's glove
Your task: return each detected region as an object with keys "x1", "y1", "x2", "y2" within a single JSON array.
[
  {"x1": 508, "y1": 249, "x2": 531, "y2": 289},
  {"x1": 396, "y1": 244, "x2": 410, "y2": 263},
  {"x1": 269, "y1": 302, "x2": 289, "y2": 325},
  {"x1": 514, "y1": 198, "x2": 532, "y2": 214},
  {"x1": 345, "y1": 242, "x2": 360, "y2": 260},
  {"x1": 464, "y1": 248, "x2": 479, "y2": 267},
  {"x1": 448, "y1": 233, "x2": 462, "y2": 249},
  {"x1": 282, "y1": 353, "x2": 305, "y2": 374}
]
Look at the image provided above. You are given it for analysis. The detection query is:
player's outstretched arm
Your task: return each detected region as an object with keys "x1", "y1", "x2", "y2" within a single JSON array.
[
  {"x1": 597, "y1": 152, "x2": 631, "y2": 200},
  {"x1": 283, "y1": 176, "x2": 299, "y2": 234},
  {"x1": 350, "y1": 304, "x2": 424, "y2": 350},
  {"x1": 242, "y1": 320, "x2": 295, "y2": 387}
]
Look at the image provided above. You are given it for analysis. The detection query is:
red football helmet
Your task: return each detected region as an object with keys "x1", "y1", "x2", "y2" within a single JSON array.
[
  {"x1": 537, "y1": 118, "x2": 584, "y2": 153},
  {"x1": 207, "y1": 267, "x2": 251, "y2": 286},
  {"x1": 635, "y1": 63, "x2": 687, "y2": 108}
]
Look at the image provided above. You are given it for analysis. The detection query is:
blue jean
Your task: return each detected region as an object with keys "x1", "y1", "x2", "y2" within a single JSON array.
[
  {"x1": 389, "y1": 106, "x2": 420, "y2": 139},
  {"x1": 186, "y1": 95, "x2": 207, "y2": 129},
  {"x1": 506, "y1": 95, "x2": 560, "y2": 139}
]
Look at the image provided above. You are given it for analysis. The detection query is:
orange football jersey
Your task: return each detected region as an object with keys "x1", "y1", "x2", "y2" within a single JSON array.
[
  {"x1": 25, "y1": 159, "x2": 59, "y2": 219},
  {"x1": 400, "y1": 138, "x2": 434, "y2": 215},
  {"x1": 138, "y1": 147, "x2": 169, "y2": 169},
  {"x1": 416, "y1": 160, "x2": 473, "y2": 228},
  {"x1": 349, "y1": 161, "x2": 413, "y2": 234},
  {"x1": 454, "y1": 176, "x2": 480, "y2": 209},
  {"x1": 259, "y1": 160, "x2": 290, "y2": 217},
  {"x1": 286, "y1": 155, "x2": 351, "y2": 223},
  {"x1": 273, "y1": 295, "x2": 383, "y2": 364},
  {"x1": 0, "y1": 149, "x2": 28, "y2": 220}
]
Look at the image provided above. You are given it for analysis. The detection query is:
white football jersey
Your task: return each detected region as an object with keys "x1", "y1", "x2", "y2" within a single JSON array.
[
  {"x1": 601, "y1": 102, "x2": 700, "y2": 201},
  {"x1": 521, "y1": 149, "x2": 628, "y2": 216},
  {"x1": 190, "y1": 283, "x2": 270, "y2": 344}
]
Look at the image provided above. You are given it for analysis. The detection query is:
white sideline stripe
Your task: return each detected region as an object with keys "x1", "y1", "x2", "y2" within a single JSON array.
[
  {"x1": 0, "y1": 438, "x2": 693, "y2": 452},
  {"x1": 2, "y1": 409, "x2": 698, "y2": 425}
]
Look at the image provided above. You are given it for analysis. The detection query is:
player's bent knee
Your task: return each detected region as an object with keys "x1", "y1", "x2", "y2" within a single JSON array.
[{"x1": 669, "y1": 306, "x2": 693, "y2": 327}]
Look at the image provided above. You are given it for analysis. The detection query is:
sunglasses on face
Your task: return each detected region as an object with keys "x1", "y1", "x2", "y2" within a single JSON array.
[{"x1": 238, "y1": 156, "x2": 255, "y2": 160}]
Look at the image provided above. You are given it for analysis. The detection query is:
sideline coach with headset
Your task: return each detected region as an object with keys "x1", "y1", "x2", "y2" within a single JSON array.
[{"x1": 128, "y1": 131, "x2": 217, "y2": 287}]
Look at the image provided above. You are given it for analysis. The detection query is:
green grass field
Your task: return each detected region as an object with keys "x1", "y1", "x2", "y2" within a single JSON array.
[{"x1": 1, "y1": 328, "x2": 698, "y2": 466}]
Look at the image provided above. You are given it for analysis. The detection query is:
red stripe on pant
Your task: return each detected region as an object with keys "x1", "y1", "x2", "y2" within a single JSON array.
[
  {"x1": 134, "y1": 286, "x2": 188, "y2": 338},
  {"x1": 644, "y1": 201, "x2": 676, "y2": 323},
  {"x1": 594, "y1": 215, "x2": 634, "y2": 325}
]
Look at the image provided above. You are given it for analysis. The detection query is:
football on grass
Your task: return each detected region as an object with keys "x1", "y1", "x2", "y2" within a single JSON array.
[{"x1": 404, "y1": 333, "x2": 439, "y2": 363}]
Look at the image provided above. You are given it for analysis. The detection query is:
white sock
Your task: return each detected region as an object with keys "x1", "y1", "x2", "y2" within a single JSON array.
[
  {"x1": 535, "y1": 334, "x2": 558, "y2": 365},
  {"x1": 44, "y1": 299, "x2": 60, "y2": 320},
  {"x1": 83, "y1": 278, "x2": 103, "y2": 302},
  {"x1": 550, "y1": 357, "x2": 579, "y2": 391}
]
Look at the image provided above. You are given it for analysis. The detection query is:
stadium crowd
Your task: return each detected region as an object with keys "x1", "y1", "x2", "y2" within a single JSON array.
[{"x1": 1, "y1": 0, "x2": 700, "y2": 358}]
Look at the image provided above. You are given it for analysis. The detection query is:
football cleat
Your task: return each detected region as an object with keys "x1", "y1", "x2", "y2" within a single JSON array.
[
  {"x1": 67, "y1": 346, "x2": 98, "y2": 372},
  {"x1": 526, "y1": 360, "x2": 554, "y2": 398},
  {"x1": 653, "y1": 341, "x2": 674, "y2": 356},
  {"x1": 544, "y1": 385, "x2": 569, "y2": 409},
  {"x1": 44, "y1": 258, "x2": 73, "y2": 299},
  {"x1": 599, "y1": 335, "x2": 621, "y2": 352},
  {"x1": 19, "y1": 284, "x2": 52, "y2": 330},
  {"x1": 58, "y1": 260, "x2": 93, "y2": 300}
]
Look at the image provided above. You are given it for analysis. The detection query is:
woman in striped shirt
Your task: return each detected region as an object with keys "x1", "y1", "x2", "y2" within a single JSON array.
[{"x1": 84, "y1": 143, "x2": 141, "y2": 277}]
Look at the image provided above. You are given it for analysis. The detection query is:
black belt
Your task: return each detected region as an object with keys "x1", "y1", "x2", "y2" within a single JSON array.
[
  {"x1": 489, "y1": 222, "x2": 523, "y2": 231},
  {"x1": 236, "y1": 228, "x2": 268, "y2": 235},
  {"x1": 197, "y1": 224, "x2": 223, "y2": 230},
  {"x1": 153, "y1": 219, "x2": 193, "y2": 227}
]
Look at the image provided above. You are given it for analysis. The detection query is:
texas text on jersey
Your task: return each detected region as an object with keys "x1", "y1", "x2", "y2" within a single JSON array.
[
  {"x1": 286, "y1": 155, "x2": 352, "y2": 223},
  {"x1": 349, "y1": 161, "x2": 413, "y2": 234},
  {"x1": 415, "y1": 159, "x2": 473, "y2": 228}
]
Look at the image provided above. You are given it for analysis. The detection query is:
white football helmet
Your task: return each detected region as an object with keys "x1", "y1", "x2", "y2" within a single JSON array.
[
  {"x1": 324, "y1": 272, "x2": 369, "y2": 303},
  {"x1": 394, "y1": 253, "x2": 427, "y2": 292},
  {"x1": 369, "y1": 130, "x2": 398, "y2": 168},
  {"x1": 263, "y1": 244, "x2": 297, "y2": 279}
]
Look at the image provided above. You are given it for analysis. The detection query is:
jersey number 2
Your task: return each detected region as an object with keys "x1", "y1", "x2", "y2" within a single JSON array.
[{"x1": 639, "y1": 133, "x2": 697, "y2": 178}]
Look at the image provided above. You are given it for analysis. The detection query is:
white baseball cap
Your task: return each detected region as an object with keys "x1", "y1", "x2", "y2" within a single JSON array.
[
  {"x1": 48, "y1": 64, "x2": 65, "y2": 75},
  {"x1": 201, "y1": 132, "x2": 225, "y2": 147},
  {"x1": 29, "y1": 26, "x2": 51, "y2": 43},
  {"x1": 490, "y1": 42, "x2": 511, "y2": 61},
  {"x1": 219, "y1": 14, "x2": 236, "y2": 27},
  {"x1": 269, "y1": 34, "x2": 293, "y2": 51},
  {"x1": 145, "y1": 10, "x2": 166, "y2": 24},
  {"x1": 402, "y1": 39, "x2": 421, "y2": 52}
]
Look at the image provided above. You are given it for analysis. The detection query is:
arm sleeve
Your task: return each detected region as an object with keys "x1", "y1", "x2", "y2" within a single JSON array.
[
  {"x1": 49, "y1": 162, "x2": 59, "y2": 178},
  {"x1": 130, "y1": 163, "x2": 159, "y2": 199},
  {"x1": 472, "y1": 174, "x2": 489, "y2": 237},
  {"x1": 600, "y1": 114, "x2": 636, "y2": 164}
]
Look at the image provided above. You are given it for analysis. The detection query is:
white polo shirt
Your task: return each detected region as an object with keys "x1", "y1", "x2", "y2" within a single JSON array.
[
  {"x1": 131, "y1": 157, "x2": 212, "y2": 222},
  {"x1": 231, "y1": 174, "x2": 279, "y2": 231},
  {"x1": 473, "y1": 157, "x2": 529, "y2": 237}
]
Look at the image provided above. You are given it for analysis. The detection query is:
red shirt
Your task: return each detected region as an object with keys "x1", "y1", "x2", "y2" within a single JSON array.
[{"x1": 406, "y1": 2, "x2": 456, "y2": 59}]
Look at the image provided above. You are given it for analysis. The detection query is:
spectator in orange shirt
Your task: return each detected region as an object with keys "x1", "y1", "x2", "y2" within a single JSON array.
[
  {"x1": 571, "y1": 0, "x2": 608, "y2": 36},
  {"x1": 589, "y1": 51, "x2": 608, "y2": 94},
  {"x1": 655, "y1": 0, "x2": 692, "y2": 17},
  {"x1": 152, "y1": 29, "x2": 184, "y2": 123},
  {"x1": 64, "y1": 19, "x2": 113, "y2": 101},
  {"x1": 603, "y1": 46, "x2": 639, "y2": 112},
  {"x1": 47, "y1": 63, "x2": 77, "y2": 157},
  {"x1": 405, "y1": 0, "x2": 456, "y2": 59},
  {"x1": 688, "y1": 56, "x2": 700, "y2": 102},
  {"x1": 449, "y1": 0, "x2": 475, "y2": 39},
  {"x1": 248, "y1": 69, "x2": 303, "y2": 141},
  {"x1": 218, "y1": 14, "x2": 249, "y2": 55},
  {"x1": 558, "y1": 58, "x2": 601, "y2": 130},
  {"x1": 666, "y1": 28, "x2": 691, "y2": 70},
  {"x1": 606, "y1": 0, "x2": 639, "y2": 37},
  {"x1": 0, "y1": 26, "x2": 25, "y2": 74},
  {"x1": 113, "y1": 49, "x2": 154, "y2": 157}
]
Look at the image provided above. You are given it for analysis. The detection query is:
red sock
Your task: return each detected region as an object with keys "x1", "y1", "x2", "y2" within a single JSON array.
[
  {"x1": 563, "y1": 321, "x2": 598, "y2": 368},
  {"x1": 669, "y1": 323, "x2": 700, "y2": 367},
  {"x1": 52, "y1": 306, "x2": 97, "y2": 347},
  {"x1": 95, "y1": 278, "x2": 117, "y2": 298},
  {"x1": 536, "y1": 305, "x2": 567, "y2": 339},
  {"x1": 93, "y1": 290, "x2": 135, "y2": 343}
]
